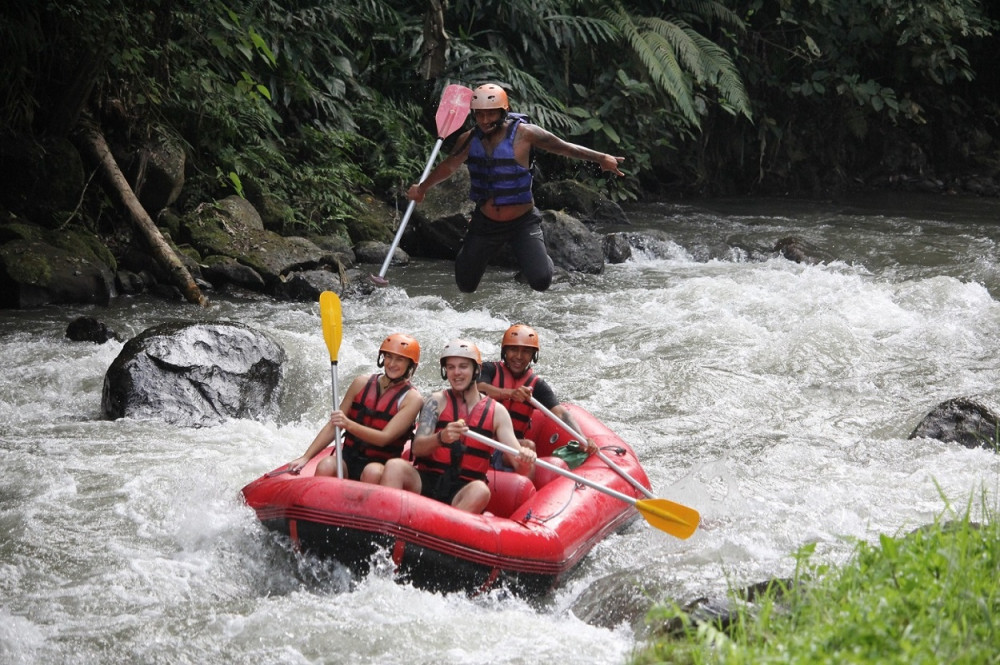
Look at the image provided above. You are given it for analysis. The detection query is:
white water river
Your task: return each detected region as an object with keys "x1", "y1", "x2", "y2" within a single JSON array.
[{"x1": 3, "y1": 193, "x2": 1000, "y2": 664}]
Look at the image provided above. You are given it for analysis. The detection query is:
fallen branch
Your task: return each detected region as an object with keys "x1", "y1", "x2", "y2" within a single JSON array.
[{"x1": 74, "y1": 120, "x2": 206, "y2": 306}]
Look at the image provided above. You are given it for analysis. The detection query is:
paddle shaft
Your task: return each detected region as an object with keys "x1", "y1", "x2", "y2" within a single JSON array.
[
  {"x1": 331, "y1": 361, "x2": 342, "y2": 478},
  {"x1": 376, "y1": 140, "x2": 443, "y2": 279},
  {"x1": 529, "y1": 397, "x2": 655, "y2": 499},
  {"x1": 463, "y1": 430, "x2": 640, "y2": 506}
]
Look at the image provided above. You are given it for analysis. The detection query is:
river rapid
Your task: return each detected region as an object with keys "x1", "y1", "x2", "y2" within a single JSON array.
[{"x1": 4, "y1": 193, "x2": 1000, "y2": 664}]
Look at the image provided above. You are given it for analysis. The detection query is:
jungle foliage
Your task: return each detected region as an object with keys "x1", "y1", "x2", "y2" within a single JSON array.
[{"x1": 1, "y1": 0, "x2": 997, "y2": 236}]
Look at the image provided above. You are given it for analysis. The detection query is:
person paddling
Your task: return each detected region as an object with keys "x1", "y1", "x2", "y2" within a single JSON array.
[
  {"x1": 288, "y1": 334, "x2": 424, "y2": 482},
  {"x1": 378, "y1": 339, "x2": 535, "y2": 513},
  {"x1": 478, "y1": 324, "x2": 597, "y2": 475},
  {"x1": 406, "y1": 83, "x2": 625, "y2": 292}
]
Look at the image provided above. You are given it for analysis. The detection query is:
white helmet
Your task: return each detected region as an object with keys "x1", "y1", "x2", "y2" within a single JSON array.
[{"x1": 439, "y1": 338, "x2": 482, "y2": 380}]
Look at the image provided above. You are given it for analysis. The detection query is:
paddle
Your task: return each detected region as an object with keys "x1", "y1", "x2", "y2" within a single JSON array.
[
  {"x1": 319, "y1": 291, "x2": 344, "y2": 478},
  {"x1": 371, "y1": 84, "x2": 474, "y2": 287},
  {"x1": 529, "y1": 397, "x2": 655, "y2": 500},
  {"x1": 463, "y1": 430, "x2": 700, "y2": 539}
]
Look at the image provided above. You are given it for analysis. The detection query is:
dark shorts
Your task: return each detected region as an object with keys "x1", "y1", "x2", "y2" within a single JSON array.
[
  {"x1": 455, "y1": 207, "x2": 554, "y2": 293},
  {"x1": 342, "y1": 448, "x2": 384, "y2": 481},
  {"x1": 418, "y1": 468, "x2": 470, "y2": 504}
]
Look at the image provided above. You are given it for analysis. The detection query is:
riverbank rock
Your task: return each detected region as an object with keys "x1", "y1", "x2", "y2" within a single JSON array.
[
  {"x1": 534, "y1": 179, "x2": 630, "y2": 226},
  {"x1": 0, "y1": 228, "x2": 117, "y2": 308},
  {"x1": 102, "y1": 321, "x2": 285, "y2": 427},
  {"x1": 180, "y1": 196, "x2": 344, "y2": 293},
  {"x1": 910, "y1": 394, "x2": 1000, "y2": 450}
]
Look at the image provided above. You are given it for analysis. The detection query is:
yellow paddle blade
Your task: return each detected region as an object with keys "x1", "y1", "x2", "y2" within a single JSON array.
[
  {"x1": 319, "y1": 291, "x2": 342, "y2": 362},
  {"x1": 636, "y1": 498, "x2": 701, "y2": 539}
]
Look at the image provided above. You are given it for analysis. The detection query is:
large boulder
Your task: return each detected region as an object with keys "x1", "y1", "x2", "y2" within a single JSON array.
[{"x1": 102, "y1": 321, "x2": 285, "y2": 427}]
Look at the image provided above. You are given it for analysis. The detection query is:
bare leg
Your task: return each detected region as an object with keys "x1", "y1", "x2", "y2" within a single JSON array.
[
  {"x1": 315, "y1": 456, "x2": 340, "y2": 477},
  {"x1": 380, "y1": 458, "x2": 421, "y2": 493},
  {"x1": 451, "y1": 479, "x2": 491, "y2": 513},
  {"x1": 359, "y1": 462, "x2": 385, "y2": 484}
]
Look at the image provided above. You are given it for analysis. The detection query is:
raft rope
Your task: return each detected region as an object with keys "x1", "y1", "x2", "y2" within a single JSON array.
[{"x1": 521, "y1": 445, "x2": 633, "y2": 524}]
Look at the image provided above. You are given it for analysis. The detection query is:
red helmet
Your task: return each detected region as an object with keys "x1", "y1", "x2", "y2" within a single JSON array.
[
  {"x1": 470, "y1": 84, "x2": 509, "y2": 111},
  {"x1": 378, "y1": 334, "x2": 420, "y2": 375},
  {"x1": 501, "y1": 324, "x2": 539, "y2": 363}
]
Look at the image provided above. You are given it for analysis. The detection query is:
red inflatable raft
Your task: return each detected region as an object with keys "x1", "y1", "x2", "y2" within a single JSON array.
[{"x1": 240, "y1": 403, "x2": 651, "y2": 595}]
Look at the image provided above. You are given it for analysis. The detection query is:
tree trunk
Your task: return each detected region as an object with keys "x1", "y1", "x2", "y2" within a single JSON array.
[{"x1": 74, "y1": 120, "x2": 206, "y2": 306}]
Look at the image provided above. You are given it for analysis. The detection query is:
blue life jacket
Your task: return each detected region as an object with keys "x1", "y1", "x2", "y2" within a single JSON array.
[{"x1": 467, "y1": 113, "x2": 534, "y2": 206}]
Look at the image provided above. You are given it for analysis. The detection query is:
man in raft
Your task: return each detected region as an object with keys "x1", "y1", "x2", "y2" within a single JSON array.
[
  {"x1": 406, "y1": 83, "x2": 625, "y2": 293},
  {"x1": 478, "y1": 324, "x2": 598, "y2": 475},
  {"x1": 379, "y1": 338, "x2": 536, "y2": 513}
]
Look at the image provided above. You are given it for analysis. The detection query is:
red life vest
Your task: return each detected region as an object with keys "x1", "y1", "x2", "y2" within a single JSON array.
[
  {"x1": 342, "y1": 374, "x2": 414, "y2": 463},
  {"x1": 489, "y1": 362, "x2": 538, "y2": 439},
  {"x1": 417, "y1": 390, "x2": 496, "y2": 483}
]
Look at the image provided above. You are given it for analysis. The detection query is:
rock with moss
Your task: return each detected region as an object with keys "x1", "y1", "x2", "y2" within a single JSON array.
[
  {"x1": 119, "y1": 132, "x2": 186, "y2": 216},
  {"x1": 0, "y1": 237, "x2": 116, "y2": 308},
  {"x1": 181, "y1": 195, "x2": 342, "y2": 288},
  {"x1": 346, "y1": 194, "x2": 411, "y2": 243}
]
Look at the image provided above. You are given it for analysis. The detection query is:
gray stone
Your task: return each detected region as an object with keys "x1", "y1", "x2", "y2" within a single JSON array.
[{"x1": 102, "y1": 321, "x2": 285, "y2": 427}]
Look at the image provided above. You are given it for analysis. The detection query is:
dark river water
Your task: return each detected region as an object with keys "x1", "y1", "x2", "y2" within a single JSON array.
[{"x1": 3, "y1": 193, "x2": 1000, "y2": 664}]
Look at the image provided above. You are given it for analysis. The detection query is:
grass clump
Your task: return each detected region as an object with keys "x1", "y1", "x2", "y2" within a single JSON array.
[{"x1": 634, "y1": 504, "x2": 1000, "y2": 664}]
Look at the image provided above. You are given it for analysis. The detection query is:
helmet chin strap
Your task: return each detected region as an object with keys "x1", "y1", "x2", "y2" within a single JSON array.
[{"x1": 476, "y1": 109, "x2": 508, "y2": 135}]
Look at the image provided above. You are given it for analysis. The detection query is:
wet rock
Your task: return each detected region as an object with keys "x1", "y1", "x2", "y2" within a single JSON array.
[
  {"x1": 201, "y1": 255, "x2": 266, "y2": 291},
  {"x1": 774, "y1": 236, "x2": 815, "y2": 264},
  {"x1": 541, "y1": 209, "x2": 605, "y2": 274},
  {"x1": 603, "y1": 232, "x2": 632, "y2": 264},
  {"x1": 354, "y1": 240, "x2": 409, "y2": 267},
  {"x1": 66, "y1": 316, "x2": 122, "y2": 344},
  {"x1": 570, "y1": 571, "x2": 657, "y2": 631},
  {"x1": 115, "y1": 269, "x2": 146, "y2": 295},
  {"x1": 910, "y1": 394, "x2": 1000, "y2": 450},
  {"x1": 269, "y1": 269, "x2": 343, "y2": 302},
  {"x1": 102, "y1": 321, "x2": 285, "y2": 427}
]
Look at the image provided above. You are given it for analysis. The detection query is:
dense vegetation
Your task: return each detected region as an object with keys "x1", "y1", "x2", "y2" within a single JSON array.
[
  {"x1": 632, "y1": 500, "x2": 1000, "y2": 663},
  {"x1": 1, "y1": 0, "x2": 998, "y2": 239}
]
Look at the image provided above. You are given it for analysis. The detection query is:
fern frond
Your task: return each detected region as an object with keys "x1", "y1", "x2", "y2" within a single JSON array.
[{"x1": 605, "y1": 4, "x2": 699, "y2": 124}]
